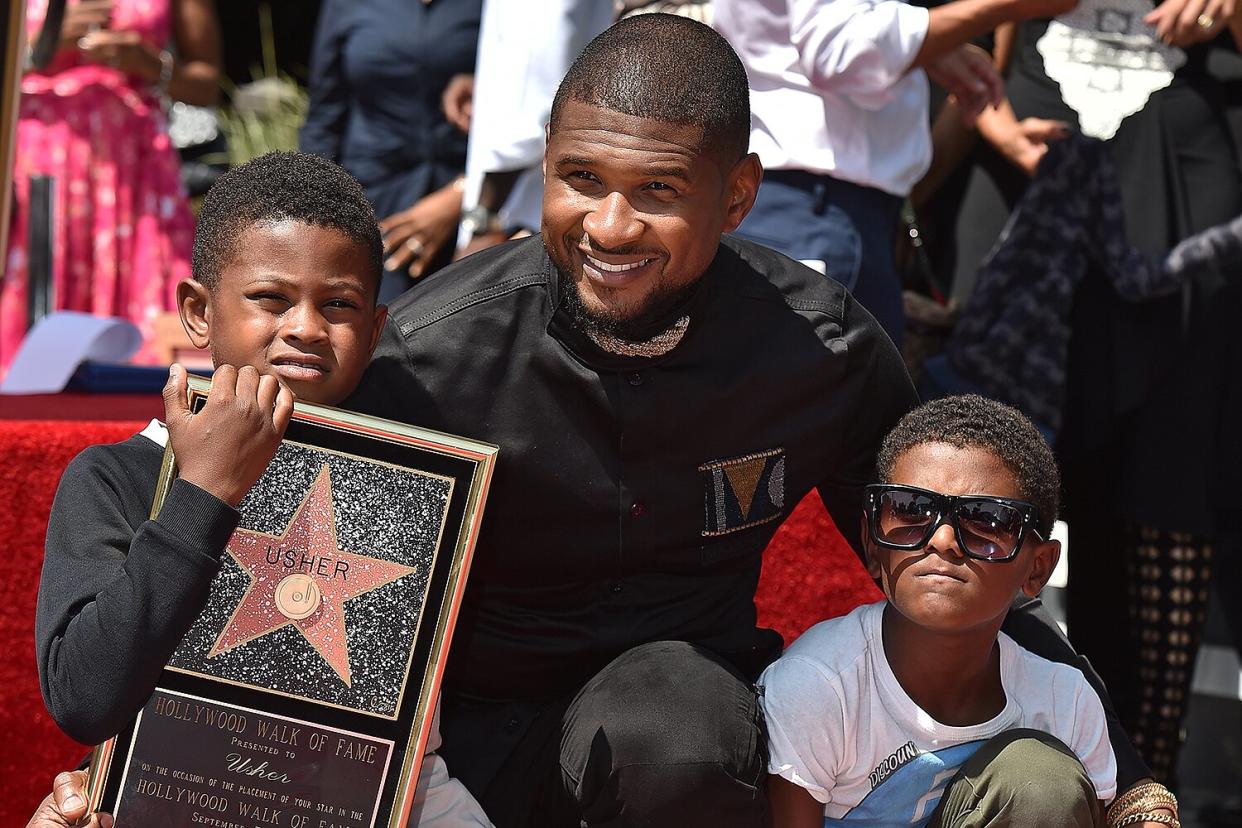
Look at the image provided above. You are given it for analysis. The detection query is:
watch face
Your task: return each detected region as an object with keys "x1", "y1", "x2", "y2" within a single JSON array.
[{"x1": 462, "y1": 205, "x2": 501, "y2": 237}]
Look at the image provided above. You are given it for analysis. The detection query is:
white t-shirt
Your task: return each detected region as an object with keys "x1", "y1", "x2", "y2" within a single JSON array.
[{"x1": 759, "y1": 601, "x2": 1117, "y2": 825}]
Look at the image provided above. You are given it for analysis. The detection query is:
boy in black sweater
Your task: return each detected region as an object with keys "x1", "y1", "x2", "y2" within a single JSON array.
[
  {"x1": 36, "y1": 151, "x2": 389, "y2": 747},
  {"x1": 30, "y1": 152, "x2": 397, "y2": 827},
  {"x1": 34, "y1": 153, "x2": 493, "y2": 828}
]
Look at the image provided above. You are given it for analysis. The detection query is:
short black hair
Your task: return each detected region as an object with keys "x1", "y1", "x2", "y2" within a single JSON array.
[
  {"x1": 549, "y1": 13, "x2": 751, "y2": 162},
  {"x1": 876, "y1": 395, "x2": 1060, "y2": 536},
  {"x1": 192, "y1": 151, "x2": 383, "y2": 298}
]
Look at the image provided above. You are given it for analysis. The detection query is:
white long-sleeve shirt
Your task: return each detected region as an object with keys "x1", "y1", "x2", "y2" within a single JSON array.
[
  {"x1": 410, "y1": 704, "x2": 494, "y2": 827},
  {"x1": 459, "y1": 0, "x2": 614, "y2": 240},
  {"x1": 714, "y1": 0, "x2": 932, "y2": 196}
]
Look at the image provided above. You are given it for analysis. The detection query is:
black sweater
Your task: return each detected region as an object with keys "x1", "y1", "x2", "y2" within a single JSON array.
[{"x1": 35, "y1": 432, "x2": 239, "y2": 744}]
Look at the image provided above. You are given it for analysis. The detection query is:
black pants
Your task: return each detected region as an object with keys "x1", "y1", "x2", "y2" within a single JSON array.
[{"x1": 438, "y1": 641, "x2": 769, "y2": 828}]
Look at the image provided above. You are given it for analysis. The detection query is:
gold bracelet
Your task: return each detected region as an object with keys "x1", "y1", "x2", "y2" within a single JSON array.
[
  {"x1": 1107, "y1": 783, "x2": 1179, "y2": 825},
  {"x1": 1110, "y1": 782, "x2": 1166, "y2": 815},
  {"x1": 1110, "y1": 798, "x2": 1179, "y2": 827},
  {"x1": 1112, "y1": 791, "x2": 1179, "y2": 817},
  {"x1": 1114, "y1": 812, "x2": 1180, "y2": 828}
]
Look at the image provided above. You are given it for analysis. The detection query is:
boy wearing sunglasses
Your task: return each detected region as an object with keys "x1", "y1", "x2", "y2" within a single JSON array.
[{"x1": 761, "y1": 395, "x2": 1117, "y2": 827}]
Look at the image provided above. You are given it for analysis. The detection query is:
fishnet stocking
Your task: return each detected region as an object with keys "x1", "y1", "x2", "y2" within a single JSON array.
[{"x1": 1126, "y1": 525, "x2": 1214, "y2": 783}]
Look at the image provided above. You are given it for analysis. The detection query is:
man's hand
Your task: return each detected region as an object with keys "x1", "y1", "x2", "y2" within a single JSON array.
[
  {"x1": 163, "y1": 364, "x2": 295, "y2": 507},
  {"x1": 1144, "y1": 0, "x2": 1234, "y2": 45},
  {"x1": 442, "y1": 73, "x2": 474, "y2": 134},
  {"x1": 380, "y1": 181, "x2": 464, "y2": 279},
  {"x1": 925, "y1": 44, "x2": 1003, "y2": 129},
  {"x1": 26, "y1": 771, "x2": 113, "y2": 828}
]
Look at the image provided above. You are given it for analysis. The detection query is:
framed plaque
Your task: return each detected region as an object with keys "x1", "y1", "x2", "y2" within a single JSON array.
[{"x1": 87, "y1": 375, "x2": 498, "y2": 828}]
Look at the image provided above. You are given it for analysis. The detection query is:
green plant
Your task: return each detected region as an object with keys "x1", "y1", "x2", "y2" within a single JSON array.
[{"x1": 213, "y1": 4, "x2": 308, "y2": 166}]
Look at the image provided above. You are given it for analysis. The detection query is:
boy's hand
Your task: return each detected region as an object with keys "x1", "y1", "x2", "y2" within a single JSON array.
[
  {"x1": 26, "y1": 770, "x2": 112, "y2": 828},
  {"x1": 163, "y1": 364, "x2": 295, "y2": 507}
]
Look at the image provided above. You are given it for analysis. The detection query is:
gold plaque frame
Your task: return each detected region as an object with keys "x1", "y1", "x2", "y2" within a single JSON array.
[{"x1": 87, "y1": 375, "x2": 498, "y2": 828}]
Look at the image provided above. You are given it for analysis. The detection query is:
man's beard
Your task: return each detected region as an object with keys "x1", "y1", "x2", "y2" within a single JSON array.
[
  {"x1": 559, "y1": 277, "x2": 696, "y2": 342},
  {"x1": 550, "y1": 255, "x2": 697, "y2": 342}
]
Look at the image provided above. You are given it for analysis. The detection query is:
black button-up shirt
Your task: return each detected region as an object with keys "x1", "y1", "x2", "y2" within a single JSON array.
[{"x1": 350, "y1": 234, "x2": 916, "y2": 701}]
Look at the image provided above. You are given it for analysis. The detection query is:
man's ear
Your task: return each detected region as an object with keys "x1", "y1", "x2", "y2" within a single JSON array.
[
  {"x1": 542, "y1": 122, "x2": 551, "y2": 179},
  {"x1": 721, "y1": 153, "x2": 763, "y2": 234},
  {"x1": 1021, "y1": 538, "x2": 1061, "y2": 598},
  {"x1": 367, "y1": 304, "x2": 389, "y2": 358},
  {"x1": 861, "y1": 514, "x2": 883, "y2": 581},
  {"x1": 178, "y1": 279, "x2": 212, "y2": 350}
]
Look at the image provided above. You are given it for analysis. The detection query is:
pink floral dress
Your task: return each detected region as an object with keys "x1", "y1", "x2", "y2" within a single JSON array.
[{"x1": 1, "y1": 0, "x2": 195, "y2": 377}]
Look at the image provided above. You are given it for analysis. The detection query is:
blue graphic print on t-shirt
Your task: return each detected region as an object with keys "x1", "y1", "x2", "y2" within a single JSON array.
[{"x1": 826, "y1": 741, "x2": 984, "y2": 827}]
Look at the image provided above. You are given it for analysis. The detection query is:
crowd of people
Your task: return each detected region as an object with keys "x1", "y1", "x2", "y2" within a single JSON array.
[{"x1": 8, "y1": 0, "x2": 1242, "y2": 826}]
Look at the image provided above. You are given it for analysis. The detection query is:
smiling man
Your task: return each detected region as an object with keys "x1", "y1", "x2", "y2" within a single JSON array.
[{"x1": 345, "y1": 17, "x2": 922, "y2": 827}]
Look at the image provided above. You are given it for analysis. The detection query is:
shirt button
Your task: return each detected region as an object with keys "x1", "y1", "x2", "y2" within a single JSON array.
[
  {"x1": 627, "y1": 371, "x2": 644, "y2": 386},
  {"x1": 505, "y1": 717, "x2": 520, "y2": 731},
  {"x1": 609, "y1": 581, "x2": 624, "y2": 594},
  {"x1": 629, "y1": 501, "x2": 646, "y2": 518}
]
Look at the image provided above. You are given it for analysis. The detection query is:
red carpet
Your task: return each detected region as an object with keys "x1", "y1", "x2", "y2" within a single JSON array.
[
  {"x1": 0, "y1": 418, "x2": 876, "y2": 826},
  {"x1": 0, "y1": 420, "x2": 143, "y2": 827}
]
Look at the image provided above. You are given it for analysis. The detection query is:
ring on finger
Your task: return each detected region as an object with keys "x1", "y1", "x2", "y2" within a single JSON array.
[
  {"x1": 1197, "y1": 13, "x2": 1215, "y2": 28},
  {"x1": 405, "y1": 238, "x2": 424, "y2": 257}
]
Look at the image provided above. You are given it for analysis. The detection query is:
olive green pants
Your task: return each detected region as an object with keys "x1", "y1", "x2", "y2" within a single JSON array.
[{"x1": 927, "y1": 729, "x2": 1105, "y2": 827}]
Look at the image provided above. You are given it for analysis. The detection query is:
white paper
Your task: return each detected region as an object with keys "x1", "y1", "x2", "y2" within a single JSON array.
[{"x1": 0, "y1": 311, "x2": 143, "y2": 394}]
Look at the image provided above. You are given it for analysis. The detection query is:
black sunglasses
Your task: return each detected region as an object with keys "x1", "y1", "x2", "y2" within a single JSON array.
[{"x1": 864, "y1": 484, "x2": 1045, "y2": 562}]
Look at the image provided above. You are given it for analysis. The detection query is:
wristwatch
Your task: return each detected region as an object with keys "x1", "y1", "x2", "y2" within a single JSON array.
[{"x1": 460, "y1": 204, "x2": 503, "y2": 239}]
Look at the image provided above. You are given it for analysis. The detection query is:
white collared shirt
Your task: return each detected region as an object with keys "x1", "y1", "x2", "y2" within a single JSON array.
[{"x1": 714, "y1": 0, "x2": 933, "y2": 197}]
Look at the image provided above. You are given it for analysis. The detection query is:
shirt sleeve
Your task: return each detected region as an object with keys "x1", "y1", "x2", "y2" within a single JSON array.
[
  {"x1": 1065, "y1": 675, "x2": 1119, "y2": 804},
  {"x1": 466, "y1": 0, "x2": 613, "y2": 175},
  {"x1": 35, "y1": 446, "x2": 238, "y2": 744},
  {"x1": 759, "y1": 654, "x2": 846, "y2": 805},
  {"x1": 411, "y1": 704, "x2": 494, "y2": 827},
  {"x1": 815, "y1": 293, "x2": 919, "y2": 558},
  {"x1": 299, "y1": 0, "x2": 351, "y2": 162},
  {"x1": 788, "y1": 0, "x2": 930, "y2": 111}
]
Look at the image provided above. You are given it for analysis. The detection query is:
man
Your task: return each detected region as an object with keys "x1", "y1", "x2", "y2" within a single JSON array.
[
  {"x1": 714, "y1": 0, "x2": 1077, "y2": 345},
  {"x1": 33, "y1": 13, "x2": 1152, "y2": 828}
]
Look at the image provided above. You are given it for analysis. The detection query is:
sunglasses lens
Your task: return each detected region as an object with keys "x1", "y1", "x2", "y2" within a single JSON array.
[
  {"x1": 874, "y1": 490, "x2": 937, "y2": 546},
  {"x1": 957, "y1": 501, "x2": 1025, "y2": 560}
]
